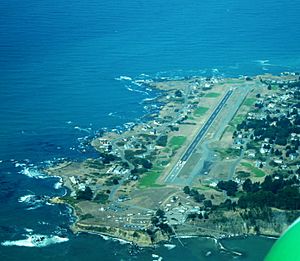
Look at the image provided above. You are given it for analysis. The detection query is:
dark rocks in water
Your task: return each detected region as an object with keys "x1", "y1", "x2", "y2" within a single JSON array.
[{"x1": 128, "y1": 243, "x2": 142, "y2": 256}]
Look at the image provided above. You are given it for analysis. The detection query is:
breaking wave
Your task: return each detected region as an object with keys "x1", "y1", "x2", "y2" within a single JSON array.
[
  {"x1": 1, "y1": 234, "x2": 69, "y2": 248},
  {"x1": 19, "y1": 167, "x2": 47, "y2": 179},
  {"x1": 115, "y1": 75, "x2": 133, "y2": 81},
  {"x1": 18, "y1": 194, "x2": 49, "y2": 210}
]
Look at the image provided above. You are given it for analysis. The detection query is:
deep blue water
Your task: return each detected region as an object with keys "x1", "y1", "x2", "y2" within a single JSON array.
[{"x1": 0, "y1": 0, "x2": 299, "y2": 260}]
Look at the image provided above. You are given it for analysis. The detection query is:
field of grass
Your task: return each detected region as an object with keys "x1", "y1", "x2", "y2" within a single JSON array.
[
  {"x1": 215, "y1": 148, "x2": 241, "y2": 159},
  {"x1": 193, "y1": 184, "x2": 212, "y2": 191},
  {"x1": 169, "y1": 136, "x2": 187, "y2": 150},
  {"x1": 194, "y1": 106, "x2": 209, "y2": 117},
  {"x1": 218, "y1": 79, "x2": 243, "y2": 85},
  {"x1": 205, "y1": 92, "x2": 220, "y2": 98},
  {"x1": 225, "y1": 125, "x2": 235, "y2": 133},
  {"x1": 162, "y1": 147, "x2": 170, "y2": 153},
  {"x1": 241, "y1": 162, "x2": 266, "y2": 177},
  {"x1": 229, "y1": 114, "x2": 245, "y2": 127},
  {"x1": 243, "y1": 98, "x2": 256, "y2": 107},
  {"x1": 138, "y1": 167, "x2": 164, "y2": 188}
]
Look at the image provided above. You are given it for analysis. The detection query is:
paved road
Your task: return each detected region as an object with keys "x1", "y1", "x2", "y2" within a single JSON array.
[{"x1": 164, "y1": 90, "x2": 233, "y2": 183}]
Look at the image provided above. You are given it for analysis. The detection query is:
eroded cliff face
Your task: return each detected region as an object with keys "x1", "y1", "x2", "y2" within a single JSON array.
[
  {"x1": 72, "y1": 223, "x2": 169, "y2": 247},
  {"x1": 179, "y1": 209, "x2": 299, "y2": 239}
]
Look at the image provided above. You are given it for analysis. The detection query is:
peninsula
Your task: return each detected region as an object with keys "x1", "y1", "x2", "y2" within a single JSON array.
[{"x1": 46, "y1": 72, "x2": 300, "y2": 246}]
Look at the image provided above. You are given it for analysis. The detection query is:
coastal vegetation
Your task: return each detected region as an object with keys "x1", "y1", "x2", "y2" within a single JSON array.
[
  {"x1": 241, "y1": 162, "x2": 266, "y2": 177},
  {"x1": 138, "y1": 167, "x2": 164, "y2": 188},
  {"x1": 238, "y1": 175, "x2": 300, "y2": 210},
  {"x1": 77, "y1": 186, "x2": 93, "y2": 200},
  {"x1": 204, "y1": 92, "x2": 220, "y2": 98},
  {"x1": 156, "y1": 135, "x2": 168, "y2": 147},
  {"x1": 243, "y1": 97, "x2": 256, "y2": 107},
  {"x1": 194, "y1": 106, "x2": 209, "y2": 117},
  {"x1": 169, "y1": 136, "x2": 186, "y2": 150}
]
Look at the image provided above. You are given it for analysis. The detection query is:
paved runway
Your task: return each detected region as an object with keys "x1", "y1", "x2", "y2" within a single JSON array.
[{"x1": 164, "y1": 90, "x2": 233, "y2": 183}]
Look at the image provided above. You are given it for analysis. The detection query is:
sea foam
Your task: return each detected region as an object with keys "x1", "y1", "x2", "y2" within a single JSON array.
[
  {"x1": 1, "y1": 234, "x2": 69, "y2": 248},
  {"x1": 18, "y1": 194, "x2": 49, "y2": 210},
  {"x1": 19, "y1": 167, "x2": 47, "y2": 179},
  {"x1": 115, "y1": 76, "x2": 132, "y2": 81}
]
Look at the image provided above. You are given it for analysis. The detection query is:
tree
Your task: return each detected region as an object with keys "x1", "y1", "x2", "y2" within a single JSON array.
[
  {"x1": 261, "y1": 175, "x2": 273, "y2": 191},
  {"x1": 187, "y1": 213, "x2": 197, "y2": 220},
  {"x1": 276, "y1": 186, "x2": 300, "y2": 210},
  {"x1": 274, "y1": 149, "x2": 282, "y2": 156},
  {"x1": 175, "y1": 90, "x2": 183, "y2": 97},
  {"x1": 220, "y1": 199, "x2": 233, "y2": 210},
  {"x1": 183, "y1": 186, "x2": 190, "y2": 194},
  {"x1": 77, "y1": 186, "x2": 93, "y2": 200},
  {"x1": 194, "y1": 193, "x2": 205, "y2": 203},
  {"x1": 156, "y1": 135, "x2": 168, "y2": 147},
  {"x1": 242, "y1": 178, "x2": 253, "y2": 193},
  {"x1": 156, "y1": 209, "x2": 165, "y2": 218},
  {"x1": 217, "y1": 180, "x2": 238, "y2": 196},
  {"x1": 203, "y1": 200, "x2": 213, "y2": 208}
]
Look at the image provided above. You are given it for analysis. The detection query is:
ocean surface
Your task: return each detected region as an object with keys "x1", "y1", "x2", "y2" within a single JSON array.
[{"x1": 0, "y1": 0, "x2": 299, "y2": 260}]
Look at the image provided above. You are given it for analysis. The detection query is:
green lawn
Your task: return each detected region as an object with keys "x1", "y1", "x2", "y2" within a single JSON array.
[
  {"x1": 205, "y1": 92, "x2": 220, "y2": 98},
  {"x1": 229, "y1": 114, "x2": 245, "y2": 126},
  {"x1": 194, "y1": 184, "x2": 212, "y2": 191},
  {"x1": 194, "y1": 106, "x2": 209, "y2": 117},
  {"x1": 241, "y1": 162, "x2": 266, "y2": 177},
  {"x1": 138, "y1": 167, "x2": 164, "y2": 188},
  {"x1": 215, "y1": 148, "x2": 241, "y2": 159},
  {"x1": 225, "y1": 125, "x2": 235, "y2": 133},
  {"x1": 218, "y1": 79, "x2": 243, "y2": 85},
  {"x1": 169, "y1": 136, "x2": 187, "y2": 150},
  {"x1": 162, "y1": 147, "x2": 170, "y2": 153},
  {"x1": 243, "y1": 98, "x2": 256, "y2": 107}
]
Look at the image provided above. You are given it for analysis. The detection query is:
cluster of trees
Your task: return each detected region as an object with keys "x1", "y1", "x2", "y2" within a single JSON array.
[
  {"x1": 104, "y1": 176, "x2": 121, "y2": 186},
  {"x1": 156, "y1": 135, "x2": 168, "y2": 147},
  {"x1": 168, "y1": 125, "x2": 179, "y2": 132},
  {"x1": 132, "y1": 157, "x2": 152, "y2": 169},
  {"x1": 175, "y1": 90, "x2": 183, "y2": 97},
  {"x1": 124, "y1": 149, "x2": 147, "y2": 161},
  {"x1": 183, "y1": 186, "x2": 206, "y2": 203},
  {"x1": 238, "y1": 175, "x2": 300, "y2": 210},
  {"x1": 100, "y1": 152, "x2": 119, "y2": 164},
  {"x1": 187, "y1": 212, "x2": 209, "y2": 220},
  {"x1": 150, "y1": 209, "x2": 173, "y2": 235},
  {"x1": 94, "y1": 191, "x2": 109, "y2": 204},
  {"x1": 287, "y1": 80, "x2": 300, "y2": 89},
  {"x1": 217, "y1": 180, "x2": 238, "y2": 196},
  {"x1": 237, "y1": 114, "x2": 300, "y2": 146},
  {"x1": 77, "y1": 186, "x2": 93, "y2": 200}
]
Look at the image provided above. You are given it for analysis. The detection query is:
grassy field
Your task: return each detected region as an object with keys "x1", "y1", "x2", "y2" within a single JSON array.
[
  {"x1": 194, "y1": 106, "x2": 209, "y2": 117},
  {"x1": 225, "y1": 125, "x2": 235, "y2": 133},
  {"x1": 169, "y1": 136, "x2": 187, "y2": 150},
  {"x1": 193, "y1": 184, "x2": 213, "y2": 191},
  {"x1": 138, "y1": 167, "x2": 164, "y2": 188},
  {"x1": 229, "y1": 114, "x2": 245, "y2": 127},
  {"x1": 215, "y1": 148, "x2": 241, "y2": 159},
  {"x1": 243, "y1": 98, "x2": 256, "y2": 107},
  {"x1": 218, "y1": 79, "x2": 243, "y2": 85},
  {"x1": 241, "y1": 162, "x2": 266, "y2": 177},
  {"x1": 205, "y1": 92, "x2": 220, "y2": 98}
]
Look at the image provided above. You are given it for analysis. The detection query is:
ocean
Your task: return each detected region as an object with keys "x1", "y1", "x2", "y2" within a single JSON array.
[{"x1": 0, "y1": 0, "x2": 299, "y2": 260}]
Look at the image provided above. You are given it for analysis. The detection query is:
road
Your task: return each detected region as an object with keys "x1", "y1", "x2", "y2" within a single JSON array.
[{"x1": 164, "y1": 90, "x2": 233, "y2": 183}]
